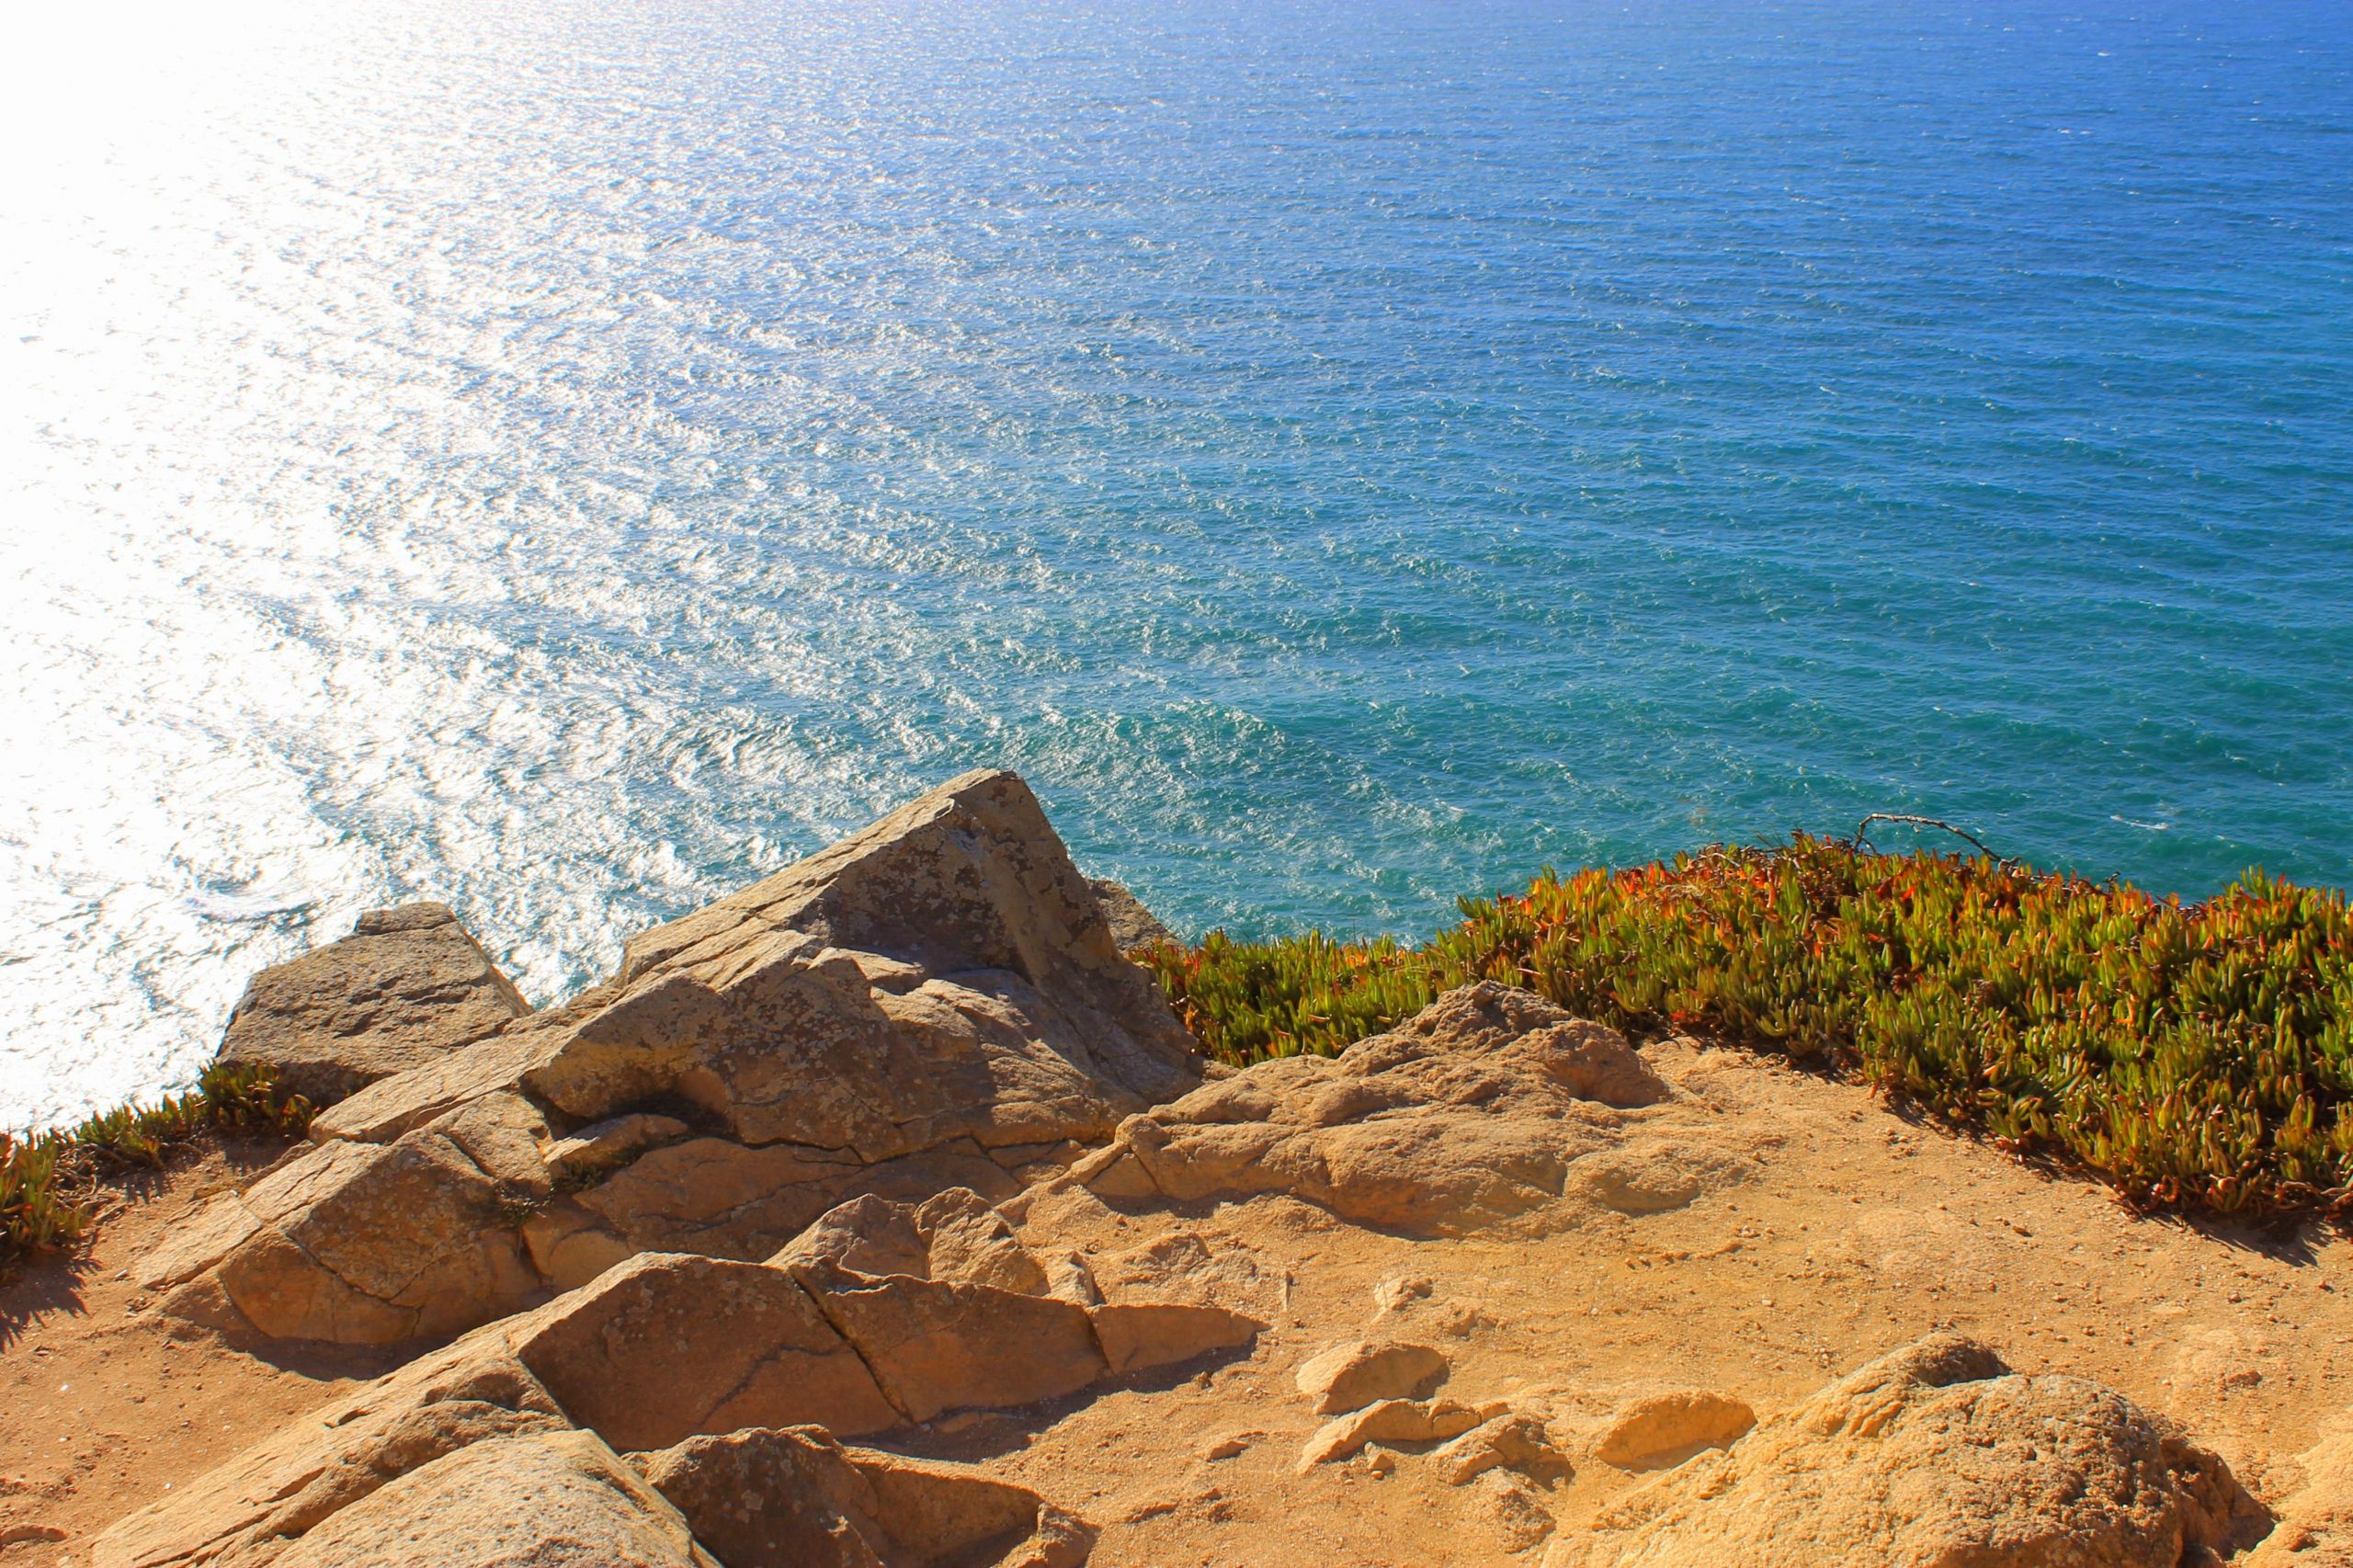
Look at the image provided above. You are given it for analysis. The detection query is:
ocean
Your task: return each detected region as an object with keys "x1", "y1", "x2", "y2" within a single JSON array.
[{"x1": 4, "y1": 0, "x2": 2349, "y2": 1129}]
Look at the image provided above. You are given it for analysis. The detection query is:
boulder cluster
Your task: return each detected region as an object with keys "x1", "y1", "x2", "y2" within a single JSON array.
[
  {"x1": 139, "y1": 770, "x2": 1198, "y2": 1346},
  {"x1": 86, "y1": 769, "x2": 2332, "y2": 1565}
]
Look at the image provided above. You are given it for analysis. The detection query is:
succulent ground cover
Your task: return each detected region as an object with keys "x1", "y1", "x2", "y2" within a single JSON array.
[
  {"x1": 0, "y1": 1063, "x2": 309, "y2": 1262},
  {"x1": 1144, "y1": 837, "x2": 2353, "y2": 1217}
]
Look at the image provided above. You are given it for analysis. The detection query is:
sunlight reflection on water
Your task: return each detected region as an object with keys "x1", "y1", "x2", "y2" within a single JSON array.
[{"x1": 4, "y1": 0, "x2": 2349, "y2": 1127}]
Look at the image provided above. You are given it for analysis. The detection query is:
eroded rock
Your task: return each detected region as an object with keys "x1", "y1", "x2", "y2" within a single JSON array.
[
  {"x1": 1549, "y1": 1335, "x2": 2269, "y2": 1568},
  {"x1": 506, "y1": 1252, "x2": 901, "y2": 1451},
  {"x1": 1438, "y1": 1415, "x2": 1573, "y2": 1487},
  {"x1": 1592, "y1": 1390, "x2": 1756, "y2": 1471},
  {"x1": 778, "y1": 1187, "x2": 1050, "y2": 1294},
  {"x1": 523, "y1": 1139, "x2": 1022, "y2": 1291},
  {"x1": 1295, "y1": 1338, "x2": 1450, "y2": 1415},
  {"x1": 1073, "y1": 983, "x2": 1717, "y2": 1235},
  {"x1": 144, "y1": 770, "x2": 1203, "y2": 1347},
  {"x1": 1091, "y1": 1301, "x2": 1263, "y2": 1376},
  {"x1": 141, "y1": 1106, "x2": 546, "y2": 1345},
  {"x1": 216, "y1": 903, "x2": 531, "y2": 1108},
  {"x1": 633, "y1": 1426, "x2": 1091, "y2": 1568},
  {"x1": 90, "y1": 1338, "x2": 572, "y2": 1568},
  {"x1": 1298, "y1": 1398, "x2": 1484, "y2": 1471},
  {"x1": 103, "y1": 1185, "x2": 1229, "y2": 1565},
  {"x1": 267, "y1": 1429, "x2": 717, "y2": 1568}
]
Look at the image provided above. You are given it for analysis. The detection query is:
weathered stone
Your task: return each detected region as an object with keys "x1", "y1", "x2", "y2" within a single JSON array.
[
  {"x1": 307, "y1": 1025, "x2": 571, "y2": 1145},
  {"x1": 777, "y1": 1187, "x2": 1049, "y2": 1295},
  {"x1": 1549, "y1": 1335, "x2": 2269, "y2": 1568},
  {"x1": 107, "y1": 1227, "x2": 1168, "y2": 1566},
  {"x1": 522, "y1": 769, "x2": 1200, "y2": 1151},
  {"x1": 1298, "y1": 1398, "x2": 1485, "y2": 1471},
  {"x1": 1295, "y1": 1338, "x2": 1449, "y2": 1415},
  {"x1": 216, "y1": 902, "x2": 530, "y2": 1107},
  {"x1": 142, "y1": 1121, "x2": 543, "y2": 1345},
  {"x1": 150, "y1": 771, "x2": 1201, "y2": 1347},
  {"x1": 774, "y1": 1187, "x2": 1260, "y2": 1385},
  {"x1": 635, "y1": 1426, "x2": 1088, "y2": 1568},
  {"x1": 1090, "y1": 1301, "x2": 1264, "y2": 1376},
  {"x1": 524, "y1": 1142, "x2": 1025, "y2": 1291},
  {"x1": 506, "y1": 1253, "x2": 899, "y2": 1452},
  {"x1": 1593, "y1": 1390, "x2": 1756, "y2": 1471},
  {"x1": 1078, "y1": 983, "x2": 1709, "y2": 1235},
  {"x1": 1437, "y1": 1415, "x2": 1573, "y2": 1486},
  {"x1": 1088, "y1": 877, "x2": 1176, "y2": 950},
  {"x1": 788, "y1": 1259, "x2": 1108, "y2": 1426},
  {"x1": 632, "y1": 1426, "x2": 889, "y2": 1568},
  {"x1": 267, "y1": 1429, "x2": 717, "y2": 1568},
  {"x1": 543, "y1": 1113, "x2": 692, "y2": 1182}
]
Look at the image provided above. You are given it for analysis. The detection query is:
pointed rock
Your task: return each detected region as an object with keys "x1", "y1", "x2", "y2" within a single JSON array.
[
  {"x1": 216, "y1": 903, "x2": 530, "y2": 1108},
  {"x1": 144, "y1": 771, "x2": 1202, "y2": 1347}
]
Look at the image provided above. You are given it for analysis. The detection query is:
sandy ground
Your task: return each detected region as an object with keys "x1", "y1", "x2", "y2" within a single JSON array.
[
  {"x1": 5, "y1": 1041, "x2": 2348, "y2": 1566},
  {"x1": 0, "y1": 1142, "x2": 391, "y2": 1565},
  {"x1": 947, "y1": 1040, "x2": 2353, "y2": 1566}
]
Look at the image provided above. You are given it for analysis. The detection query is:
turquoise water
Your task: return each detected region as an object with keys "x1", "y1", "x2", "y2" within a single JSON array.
[{"x1": 4, "y1": 0, "x2": 2350, "y2": 1127}]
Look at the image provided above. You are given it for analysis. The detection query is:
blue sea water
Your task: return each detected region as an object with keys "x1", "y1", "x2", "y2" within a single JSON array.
[{"x1": 4, "y1": 0, "x2": 2350, "y2": 1128}]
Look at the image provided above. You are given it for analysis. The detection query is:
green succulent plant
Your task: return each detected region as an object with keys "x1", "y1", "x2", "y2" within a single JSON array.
[{"x1": 1142, "y1": 838, "x2": 2353, "y2": 1218}]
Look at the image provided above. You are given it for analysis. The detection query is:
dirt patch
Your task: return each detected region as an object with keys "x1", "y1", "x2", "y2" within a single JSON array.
[{"x1": 0, "y1": 1144, "x2": 392, "y2": 1564}]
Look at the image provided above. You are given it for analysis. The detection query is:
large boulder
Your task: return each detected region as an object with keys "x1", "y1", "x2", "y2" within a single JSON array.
[
  {"x1": 1067, "y1": 982, "x2": 1713, "y2": 1235},
  {"x1": 141, "y1": 771, "x2": 1204, "y2": 1346},
  {"x1": 504, "y1": 1252, "x2": 903, "y2": 1451},
  {"x1": 215, "y1": 903, "x2": 530, "y2": 1106},
  {"x1": 571, "y1": 767, "x2": 1200, "y2": 1146},
  {"x1": 1546, "y1": 1335, "x2": 2269, "y2": 1568},
  {"x1": 139, "y1": 1092, "x2": 551, "y2": 1343}
]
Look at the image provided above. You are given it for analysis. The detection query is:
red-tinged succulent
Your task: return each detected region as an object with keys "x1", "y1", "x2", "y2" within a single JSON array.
[{"x1": 1142, "y1": 839, "x2": 2353, "y2": 1219}]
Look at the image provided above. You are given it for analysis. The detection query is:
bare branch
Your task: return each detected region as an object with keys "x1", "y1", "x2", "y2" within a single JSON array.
[{"x1": 1847, "y1": 813, "x2": 2018, "y2": 867}]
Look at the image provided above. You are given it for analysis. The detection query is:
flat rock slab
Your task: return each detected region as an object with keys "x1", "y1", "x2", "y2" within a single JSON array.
[
  {"x1": 216, "y1": 902, "x2": 530, "y2": 1107},
  {"x1": 635, "y1": 1426, "x2": 1091, "y2": 1568},
  {"x1": 267, "y1": 1429, "x2": 717, "y2": 1568}
]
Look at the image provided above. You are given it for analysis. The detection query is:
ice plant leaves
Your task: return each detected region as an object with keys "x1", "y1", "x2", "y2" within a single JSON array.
[
  {"x1": 1142, "y1": 837, "x2": 2353, "y2": 1218},
  {"x1": 1, "y1": 1063, "x2": 312, "y2": 1265}
]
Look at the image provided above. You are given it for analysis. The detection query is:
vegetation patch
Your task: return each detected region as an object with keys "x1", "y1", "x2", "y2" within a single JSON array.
[
  {"x1": 2, "y1": 1063, "x2": 311, "y2": 1265},
  {"x1": 1142, "y1": 836, "x2": 2353, "y2": 1217}
]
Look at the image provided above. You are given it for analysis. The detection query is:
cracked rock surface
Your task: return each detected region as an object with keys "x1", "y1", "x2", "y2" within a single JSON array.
[
  {"x1": 138, "y1": 769, "x2": 1200, "y2": 1347},
  {"x1": 29, "y1": 771, "x2": 2352, "y2": 1568},
  {"x1": 214, "y1": 902, "x2": 531, "y2": 1108}
]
